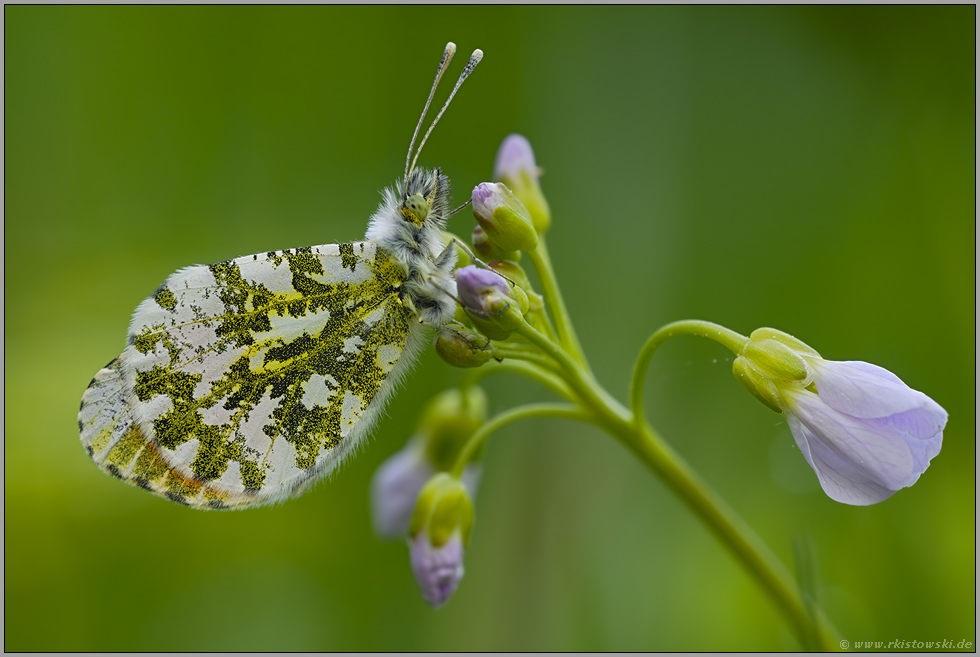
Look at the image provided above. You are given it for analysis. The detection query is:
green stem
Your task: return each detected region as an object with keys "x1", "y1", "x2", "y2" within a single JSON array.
[
  {"x1": 616, "y1": 422, "x2": 839, "y2": 651},
  {"x1": 512, "y1": 320, "x2": 839, "y2": 651},
  {"x1": 528, "y1": 236, "x2": 588, "y2": 366},
  {"x1": 490, "y1": 345, "x2": 562, "y2": 374},
  {"x1": 459, "y1": 359, "x2": 576, "y2": 402},
  {"x1": 450, "y1": 403, "x2": 589, "y2": 478},
  {"x1": 528, "y1": 304, "x2": 559, "y2": 343},
  {"x1": 630, "y1": 320, "x2": 749, "y2": 429}
]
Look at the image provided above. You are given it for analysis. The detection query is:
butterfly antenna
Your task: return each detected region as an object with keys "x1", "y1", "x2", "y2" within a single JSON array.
[
  {"x1": 407, "y1": 48, "x2": 483, "y2": 180},
  {"x1": 403, "y1": 42, "x2": 457, "y2": 193}
]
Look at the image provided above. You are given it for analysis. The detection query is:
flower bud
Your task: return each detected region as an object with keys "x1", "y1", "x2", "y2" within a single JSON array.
[
  {"x1": 472, "y1": 182, "x2": 538, "y2": 253},
  {"x1": 420, "y1": 387, "x2": 489, "y2": 471},
  {"x1": 487, "y1": 260, "x2": 544, "y2": 313},
  {"x1": 371, "y1": 386, "x2": 486, "y2": 540},
  {"x1": 408, "y1": 473, "x2": 475, "y2": 606},
  {"x1": 410, "y1": 474, "x2": 474, "y2": 547},
  {"x1": 456, "y1": 265, "x2": 510, "y2": 314},
  {"x1": 493, "y1": 134, "x2": 552, "y2": 233},
  {"x1": 434, "y1": 327, "x2": 493, "y2": 368},
  {"x1": 471, "y1": 225, "x2": 520, "y2": 262},
  {"x1": 732, "y1": 355, "x2": 783, "y2": 413},
  {"x1": 455, "y1": 265, "x2": 526, "y2": 340}
]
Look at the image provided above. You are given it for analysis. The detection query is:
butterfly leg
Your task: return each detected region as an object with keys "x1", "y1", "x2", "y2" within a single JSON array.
[{"x1": 435, "y1": 238, "x2": 520, "y2": 287}]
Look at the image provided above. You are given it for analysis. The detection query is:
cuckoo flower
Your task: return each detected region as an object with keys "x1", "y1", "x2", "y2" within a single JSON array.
[{"x1": 734, "y1": 328, "x2": 946, "y2": 506}]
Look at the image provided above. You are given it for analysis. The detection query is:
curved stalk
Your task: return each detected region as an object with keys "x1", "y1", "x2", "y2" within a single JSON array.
[
  {"x1": 489, "y1": 345, "x2": 562, "y2": 374},
  {"x1": 459, "y1": 359, "x2": 576, "y2": 402},
  {"x1": 450, "y1": 403, "x2": 590, "y2": 479},
  {"x1": 509, "y1": 319, "x2": 839, "y2": 651},
  {"x1": 630, "y1": 320, "x2": 749, "y2": 428}
]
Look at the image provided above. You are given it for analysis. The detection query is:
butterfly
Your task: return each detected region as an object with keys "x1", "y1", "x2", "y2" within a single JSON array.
[{"x1": 78, "y1": 43, "x2": 482, "y2": 510}]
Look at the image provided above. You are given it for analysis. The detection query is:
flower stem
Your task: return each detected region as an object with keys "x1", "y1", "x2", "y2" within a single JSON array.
[
  {"x1": 528, "y1": 236, "x2": 588, "y2": 367},
  {"x1": 489, "y1": 345, "x2": 561, "y2": 373},
  {"x1": 511, "y1": 319, "x2": 839, "y2": 651},
  {"x1": 450, "y1": 403, "x2": 589, "y2": 479},
  {"x1": 631, "y1": 320, "x2": 749, "y2": 429},
  {"x1": 614, "y1": 421, "x2": 839, "y2": 651},
  {"x1": 459, "y1": 360, "x2": 576, "y2": 402}
]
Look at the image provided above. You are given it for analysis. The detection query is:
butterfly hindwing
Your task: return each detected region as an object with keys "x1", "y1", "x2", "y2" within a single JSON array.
[{"x1": 79, "y1": 242, "x2": 416, "y2": 508}]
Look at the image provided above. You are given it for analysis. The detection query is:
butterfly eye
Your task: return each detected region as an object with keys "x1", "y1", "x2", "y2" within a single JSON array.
[{"x1": 401, "y1": 193, "x2": 429, "y2": 225}]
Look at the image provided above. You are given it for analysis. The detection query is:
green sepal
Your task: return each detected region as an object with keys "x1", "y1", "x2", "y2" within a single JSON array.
[
  {"x1": 466, "y1": 312, "x2": 515, "y2": 341},
  {"x1": 464, "y1": 289, "x2": 526, "y2": 340},
  {"x1": 472, "y1": 226, "x2": 520, "y2": 262},
  {"x1": 488, "y1": 260, "x2": 543, "y2": 313},
  {"x1": 409, "y1": 473, "x2": 474, "y2": 548},
  {"x1": 749, "y1": 328, "x2": 820, "y2": 358},
  {"x1": 503, "y1": 169, "x2": 551, "y2": 233},
  {"x1": 489, "y1": 204, "x2": 538, "y2": 252},
  {"x1": 743, "y1": 339, "x2": 811, "y2": 382},
  {"x1": 733, "y1": 356, "x2": 783, "y2": 413}
]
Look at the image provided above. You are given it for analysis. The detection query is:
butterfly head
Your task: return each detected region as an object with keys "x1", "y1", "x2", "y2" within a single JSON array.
[{"x1": 399, "y1": 167, "x2": 450, "y2": 228}]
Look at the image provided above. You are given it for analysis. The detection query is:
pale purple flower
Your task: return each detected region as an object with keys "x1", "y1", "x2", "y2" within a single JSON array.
[
  {"x1": 409, "y1": 530, "x2": 465, "y2": 607},
  {"x1": 783, "y1": 358, "x2": 946, "y2": 506}
]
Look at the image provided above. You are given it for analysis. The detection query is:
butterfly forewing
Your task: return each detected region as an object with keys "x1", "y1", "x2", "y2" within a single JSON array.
[{"x1": 79, "y1": 241, "x2": 413, "y2": 508}]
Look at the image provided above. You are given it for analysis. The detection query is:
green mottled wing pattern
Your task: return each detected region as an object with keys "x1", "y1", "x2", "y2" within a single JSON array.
[{"x1": 78, "y1": 242, "x2": 415, "y2": 509}]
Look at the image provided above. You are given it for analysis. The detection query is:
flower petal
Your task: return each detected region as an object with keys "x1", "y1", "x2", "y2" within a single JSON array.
[
  {"x1": 789, "y1": 390, "x2": 914, "y2": 490},
  {"x1": 370, "y1": 444, "x2": 435, "y2": 540},
  {"x1": 808, "y1": 359, "x2": 936, "y2": 419},
  {"x1": 878, "y1": 408, "x2": 945, "y2": 482},
  {"x1": 455, "y1": 265, "x2": 510, "y2": 313},
  {"x1": 493, "y1": 134, "x2": 538, "y2": 182},
  {"x1": 786, "y1": 414, "x2": 897, "y2": 505},
  {"x1": 409, "y1": 531, "x2": 465, "y2": 607}
]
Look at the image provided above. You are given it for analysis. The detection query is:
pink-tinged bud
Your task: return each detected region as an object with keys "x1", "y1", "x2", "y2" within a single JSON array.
[
  {"x1": 471, "y1": 182, "x2": 538, "y2": 253},
  {"x1": 456, "y1": 265, "x2": 511, "y2": 315},
  {"x1": 494, "y1": 134, "x2": 536, "y2": 179},
  {"x1": 455, "y1": 265, "x2": 526, "y2": 340},
  {"x1": 408, "y1": 473, "x2": 474, "y2": 607},
  {"x1": 493, "y1": 134, "x2": 551, "y2": 233}
]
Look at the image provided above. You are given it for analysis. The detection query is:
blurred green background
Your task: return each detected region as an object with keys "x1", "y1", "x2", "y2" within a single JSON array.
[{"x1": 5, "y1": 6, "x2": 974, "y2": 651}]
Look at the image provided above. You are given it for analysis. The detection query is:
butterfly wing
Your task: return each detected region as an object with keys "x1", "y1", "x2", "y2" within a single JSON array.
[{"x1": 79, "y1": 241, "x2": 419, "y2": 509}]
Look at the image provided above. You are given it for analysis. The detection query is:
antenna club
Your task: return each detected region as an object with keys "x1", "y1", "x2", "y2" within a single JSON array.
[{"x1": 471, "y1": 49, "x2": 484, "y2": 62}]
